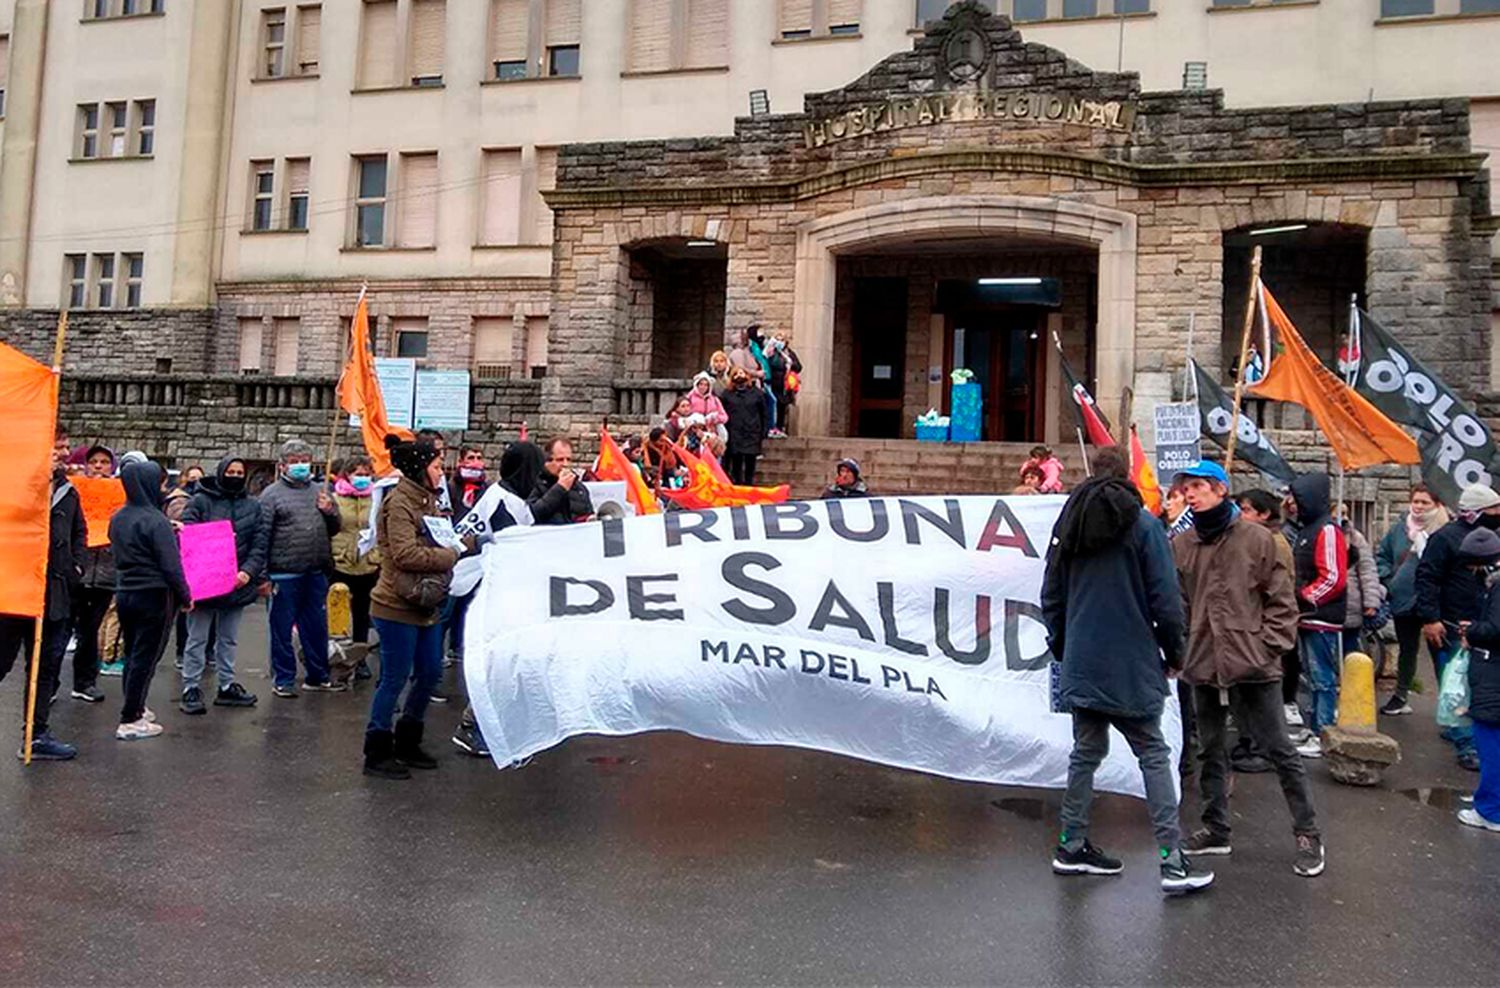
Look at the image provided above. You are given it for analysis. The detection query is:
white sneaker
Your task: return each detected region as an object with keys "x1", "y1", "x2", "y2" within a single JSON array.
[
  {"x1": 116, "y1": 719, "x2": 164, "y2": 741},
  {"x1": 1457, "y1": 808, "x2": 1500, "y2": 832},
  {"x1": 1284, "y1": 703, "x2": 1304, "y2": 728},
  {"x1": 143, "y1": 707, "x2": 157, "y2": 724},
  {"x1": 1296, "y1": 736, "x2": 1322, "y2": 759}
]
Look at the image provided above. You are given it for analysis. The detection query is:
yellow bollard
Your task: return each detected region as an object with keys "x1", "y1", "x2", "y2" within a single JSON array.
[
  {"x1": 1336, "y1": 651, "x2": 1377, "y2": 733},
  {"x1": 327, "y1": 582, "x2": 352, "y2": 640}
]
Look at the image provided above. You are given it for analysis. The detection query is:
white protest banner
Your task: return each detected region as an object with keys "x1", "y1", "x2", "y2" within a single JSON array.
[
  {"x1": 465, "y1": 496, "x2": 1180, "y2": 798},
  {"x1": 1153, "y1": 402, "x2": 1201, "y2": 488}
]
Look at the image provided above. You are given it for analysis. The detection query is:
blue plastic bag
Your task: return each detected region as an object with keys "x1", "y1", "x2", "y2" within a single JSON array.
[{"x1": 1436, "y1": 647, "x2": 1472, "y2": 730}]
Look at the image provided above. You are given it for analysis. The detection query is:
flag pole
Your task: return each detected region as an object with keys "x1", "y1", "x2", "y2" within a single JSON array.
[
  {"x1": 1076, "y1": 426, "x2": 1092, "y2": 478},
  {"x1": 327, "y1": 284, "x2": 368, "y2": 484},
  {"x1": 1224, "y1": 246, "x2": 1263, "y2": 477},
  {"x1": 1184, "y1": 312, "x2": 1196, "y2": 400},
  {"x1": 24, "y1": 310, "x2": 70, "y2": 766}
]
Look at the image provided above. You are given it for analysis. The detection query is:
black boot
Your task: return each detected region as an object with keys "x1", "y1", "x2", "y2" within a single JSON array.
[
  {"x1": 363, "y1": 730, "x2": 411, "y2": 780},
  {"x1": 394, "y1": 718, "x2": 438, "y2": 770}
]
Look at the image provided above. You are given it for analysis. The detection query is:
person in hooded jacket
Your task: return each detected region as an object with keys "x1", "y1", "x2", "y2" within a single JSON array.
[
  {"x1": 721, "y1": 368, "x2": 766, "y2": 486},
  {"x1": 1285, "y1": 473, "x2": 1348, "y2": 758},
  {"x1": 822, "y1": 458, "x2": 868, "y2": 499},
  {"x1": 363, "y1": 435, "x2": 477, "y2": 779},
  {"x1": 178, "y1": 456, "x2": 267, "y2": 714},
  {"x1": 1414, "y1": 483, "x2": 1500, "y2": 771},
  {"x1": 71, "y1": 444, "x2": 122, "y2": 698},
  {"x1": 1375, "y1": 484, "x2": 1449, "y2": 716},
  {"x1": 1174, "y1": 461, "x2": 1324, "y2": 878},
  {"x1": 1338, "y1": 507, "x2": 1385, "y2": 663},
  {"x1": 1455, "y1": 528, "x2": 1500, "y2": 832},
  {"x1": 450, "y1": 441, "x2": 544, "y2": 757},
  {"x1": 0, "y1": 432, "x2": 87, "y2": 760},
  {"x1": 1041, "y1": 447, "x2": 1210, "y2": 895},
  {"x1": 330, "y1": 455, "x2": 381, "y2": 652},
  {"x1": 109, "y1": 460, "x2": 192, "y2": 741}
]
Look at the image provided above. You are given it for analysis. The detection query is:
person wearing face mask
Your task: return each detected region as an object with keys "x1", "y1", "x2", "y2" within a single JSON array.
[
  {"x1": 721, "y1": 368, "x2": 766, "y2": 486},
  {"x1": 71, "y1": 444, "x2": 123, "y2": 696},
  {"x1": 331, "y1": 456, "x2": 381, "y2": 665},
  {"x1": 1376, "y1": 484, "x2": 1450, "y2": 717},
  {"x1": 0, "y1": 431, "x2": 87, "y2": 760},
  {"x1": 1414, "y1": 484, "x2": 1500, "y2": 771},
  {"x1": 1455, "y1": 528, "x2": 1500, "y2": 832},
  {"x1": 178, "y1": 456, "x2": 267, "y2": 714},
  {"x1": 452, "y1": 446, "x2": 488, "y2": 512},
  {"x1": 363, "y1": 435, "x2": 477, "y2": 779},
  {"x1": 259, "y1": 438, "x2": 343, "y2": 698}
]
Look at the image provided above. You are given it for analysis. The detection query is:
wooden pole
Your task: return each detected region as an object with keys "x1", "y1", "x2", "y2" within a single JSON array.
[
  {"x1": 326, "y1": 285, "x2": 368, "y2": 483},
  {"x1": 24, "y1": 310, "x2": 69, "y2": 765},
  {"x1": 1224, "y1": 246, "x2": 1263, "y2": 477}
]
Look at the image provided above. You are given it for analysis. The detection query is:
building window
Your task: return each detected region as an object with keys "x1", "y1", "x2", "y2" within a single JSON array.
[
  {"x1": 94, "y1": 254, "x2": 115, "y2": 308},
  {"x1": 78, "y1": 104, "x2": 100, "y2": 158},
  {"x1": 238, "y1": 318, "x2": 264, "y2": 373},
  {"x1": 1461, "y1": 0, "x2": 1500, "y2": 11},
  {"x1": 479, "y1": 148, "x2": 522, "y2": 245},
  {"x1": 84, "y1": 0, "x2": 164, "y2": 18},
  {"x1": 124, "y1": 253, "x2": 143, "y2": 307},
  {"x1": 916, "y1": 0, "x2": 992, "y2": 25},
  {"x1": 287, "y1": 157, "x2": 310, "y2": 229},
  {"x1": 397, "y1": 152, "x2": 439, "y2": 248},
  {"x1": 1380, "y1": 0, "x2": 1433, "y2": 13},
  {"x1": 780, "y1": 0, "x2": 861, "y2": 39},
  {"x1": 1062, "y1": 0, "x2": 1098, "y2": 15},
  {"x1": 75, "y1": 100, "x2": 154, "y2": 159},
  {"x1": 0, "y1": 36, "x2": 10, "y2": 119},
  {"x1": 251, "y1": 161, "x2": 275, "y2": 230},
  {"x1": 358, "y1": 0, "x2": 399, "y2": 88},
  {"x1": 134, "y1": 99, "x2": 154, "y2": 155},
  {"x1": 525, "y1": 316, "x2": 548, "y2": 376},
  {"x1": 1011, "y1": 0, "x2": 1046, "y2": 20},
  {"x1": 472, "y1": 317, "x2": 514, "y2": 377},
  {"x1": 273, "y1": 317, "x2": 299, "y2": 375},
  {"x1": 1114, "y1": 0, "x2": 1150, "y2": 11},
  {"x1": 490, "y1": 0, "x2": 581, "y2": 81},
  {"x1": 628, "y1": 0, "x2": 727, "y2": 73},
  {"x1": 408, "y1": 0, "x2": 445, "y2": 86},
  {"x1": 261, "y1": 8, "x2": 287, "y2": 78},
  {"x1": 64, "y1": 255, "x2": 86, "y2": 309},
  {"x1": 107, "y1": 101, "x2": 128, "y2": 157},
  {"x1": 354, "y1": 155, "x2": 388, "y2": 246},
  {"x1": 393, "y1": 318, "x2": 429, "y2": 361},
  {"x1": 548, "y1": 45, "x2": 580, "y2": 76},
  {"x1": 296, "y1": 5, "x2": 321, "y2": 74}
]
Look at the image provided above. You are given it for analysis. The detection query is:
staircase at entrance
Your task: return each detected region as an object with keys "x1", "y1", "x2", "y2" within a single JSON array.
[{"x1": 757, "y1": 437, "x2": 1082, "y2": 500}]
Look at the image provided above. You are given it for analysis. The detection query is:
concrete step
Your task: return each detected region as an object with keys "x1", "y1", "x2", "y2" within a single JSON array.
[{"x1": 758, "y1": 437, "x2": 1088, "y2": 498}]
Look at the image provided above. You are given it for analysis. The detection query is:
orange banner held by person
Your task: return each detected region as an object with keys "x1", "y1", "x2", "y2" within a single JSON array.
[
  {"x1": 1129, "y1": 425, "x2": 1162, "y2": 516},
  {"x1": 664, "y1": 444, "x2": 791, "y2": 509},
  {"x1": 337, "y1": 293, "x2": 411, "y2": 474},
  {"x1": 0, "y1": 342, "x2": 59, "y2": 619},
  {"x1": 594, "y1": 427, "x2": 660, "y2": 516},
  {"x1": 1250, "y1": 282, "x2": 1419, "y2": 471},
  {"x1": 68, "y1": 475, "x2": 127, "y2": 548}
]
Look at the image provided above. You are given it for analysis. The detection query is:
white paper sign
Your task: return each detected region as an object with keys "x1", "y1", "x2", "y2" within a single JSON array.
[
  {"x1": 349, "y1": 358, "x2": 416, "y2": 430},
  {"x1": 465, "y1": 496, "x2": 1180, "y2": 798},
  {"x1": 422, "y1": 515, "x2": 466, "y2": 552},
  {"x1": 414, "y1": 369, "x2": 471, "y2": 431},
  {"x1": 1153, "y1": 401, "x2": 1201, "y2": 487}
]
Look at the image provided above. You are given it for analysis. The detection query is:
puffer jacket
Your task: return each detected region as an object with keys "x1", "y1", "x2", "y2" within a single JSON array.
[
  {"x1": 1414, "y1": 516, "x2": 1487, "y2": 627},
  {"x1": 259, "y1": 474, "x2": 340, "y2": 574},
  {"x1": 182, "y1": 457, "x2": 269, "y2": 608},
  {"x1": 331, "y1": 493, "x2": 380, "y2": 575},
  {"x1": 1174, "y1": 514, "x2": 1300, "y2": 687},
  {"x1": 370, "y1": 475, "x2": 469, "y2": 627},
  {"x1": 1343, "y1": 524, "x2": 1385, "y2": 629},
  {"x1": 1460, "y1": 570, "x2": 1500, "y2": 724},
  {"x1": 1041, "y1": 477, "x2": 1185, "y2": 718}
]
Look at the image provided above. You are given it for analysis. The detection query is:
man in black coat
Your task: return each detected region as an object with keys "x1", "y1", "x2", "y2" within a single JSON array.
[
  {"x1": 529, "y1": 437, "x2": 592, "y2": 524},
  {"x1": 0, "y1": 433, "x2": 88, "y2": 761}
]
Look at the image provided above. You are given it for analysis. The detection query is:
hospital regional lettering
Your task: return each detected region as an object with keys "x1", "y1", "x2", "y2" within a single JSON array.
[{"x1": 802, "y1": 89, "x2": 1137, "y2": 148}]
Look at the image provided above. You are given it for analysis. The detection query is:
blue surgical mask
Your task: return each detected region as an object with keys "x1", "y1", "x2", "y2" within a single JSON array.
[
  {"x1": 286, "y1": 463, "x2": 312, "y2": 482},
  {"x1": 351, "y1": 475, "x2": 372, "y2": 491}
]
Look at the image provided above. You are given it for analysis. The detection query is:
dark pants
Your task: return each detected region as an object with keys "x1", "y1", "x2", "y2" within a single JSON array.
[
  {"x1": 1059, "y1": 707, "x2": 1182, "y2": 852},
  {"x1": 727, "y1": 453, "x2": 758, "y2": 486},
  {"x1": 72, "y1": 585, "x2": 114, "y2": 690},
  {"x1": 335, "y1": 570, "x2": 378, "y2": 644},
  {"x1": 1391, "y1": 614, "x2": 1425, "y2": 701},
  {"x1": 1177, "y1": 679, "x2": 1196, "y2": 770},
  {"x1": 268, "y1": 572, "x2": 331, "y2": 688},
  {"x1": 1281, "y1": 648, "x2": 1300, "y2": 706},
  {"x1": 443, "y1": 591, "x2": 474, "y2": 660},
  {"x1": 116, "y1": 589, "x2": 173, "y2": 725},
  {"x1": 368, "y1": 617, "x2": 443, "y2": 735},
  {"x1": 0, "y1": 614, "x2": 70, "y2": 735},
  {"x1": 1194, "y1": 681, "x2": 1319, "y2": 840},
  {"x1": 773, "y1": 387, "x2": 790, "y2": 432}
]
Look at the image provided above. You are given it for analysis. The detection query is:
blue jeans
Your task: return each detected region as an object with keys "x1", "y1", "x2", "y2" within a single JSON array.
[
  {"x1": 762, "y1": 386, "x2": 777, "y2": 434},
  {"x1": 268, "y1": 572, "x2": 330, "y2": 689},
  {"x1": 1435, "y1": 641, "x2": 1476, "y2": 756},
  {"x1": 368, "y1": 617, "x2": 443, "y2": 735},
  {"x1": 1474, "y1": 720, "x2": 1500, "y2": 822},
  {"x1": 1299, "y1": 629, "x2": 1340, "y2": 734}
]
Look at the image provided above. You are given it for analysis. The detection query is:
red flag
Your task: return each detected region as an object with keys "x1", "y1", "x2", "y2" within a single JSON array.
[
  {"x1": 1058, "y1": 350, "x2": 1115, "y2": 446},
  {"x1": 594, "y1": 427, "x2": 659, "y2": 516},
  {"x1": 1129, "y1": 425, "x2": 1162, "y2": 515},
  {"x1": 337, "y1": 293, "x2": 411, "y2": 474}
]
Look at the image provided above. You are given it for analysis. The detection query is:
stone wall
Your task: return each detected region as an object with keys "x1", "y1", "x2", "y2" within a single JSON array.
[{"x1": 0, "y1": 308, "x2": 215, "y2": 376}]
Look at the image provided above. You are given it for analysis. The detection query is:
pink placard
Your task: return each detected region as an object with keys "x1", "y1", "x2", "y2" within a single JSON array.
[{"x1": 178, "y1": 520, "x2": 239, "y2": 602}]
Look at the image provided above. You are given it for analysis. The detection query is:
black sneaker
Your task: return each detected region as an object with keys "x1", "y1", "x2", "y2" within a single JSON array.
[
  {"x1": 1459, "y1": 751, "x2": 1481, "y2": 773},
  {"x1": 451, "y1": 725, "x2": 490, "y2": 757},
  {"x1": 214, "y1": 683, "x2": 258, "y2": 707},
  {"x1": 1160, "y1": 848, "x2": 1214, "y2": 895},
  {"x1": 1051, "y1": 840, "x2": 1123, "y2": 876},
  {"x1": 180, "y1": 687, "x2": 206, "y2": 716},
  {"x1": 1380, "y1": 695, "x2": 1413, "y2": 716},
  {"x1": 1184, "y1": 829, "x2": 1232, "y2": 856},
  {"x1": 301, "y1": 680, "x2": 348, "y2": 693},
  {"x1": 71, "y1": 685, "x2": 105, "y2": 703},
  {"x1": 1293, "y1": 834, "x2": 1325, "y2": 877}
]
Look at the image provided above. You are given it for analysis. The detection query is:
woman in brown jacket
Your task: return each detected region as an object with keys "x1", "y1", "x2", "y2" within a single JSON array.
[{"x1": 364, "y1": 435, "x2": 475, "y2": 780}]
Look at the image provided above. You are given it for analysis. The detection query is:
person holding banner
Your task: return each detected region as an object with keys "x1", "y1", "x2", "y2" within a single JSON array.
[
  {"x1": 1042, "y1": 446, "x2": 1211, "y2": 895},
  {"x1": 179, "y1": 456, "x2": 267, "y2": 714},
  {"x1": 0, "y1": 435, "x2": 87, "y2": 760},
  {"x1": 364, "y1": 435, "x2": 477, "y2": 780},
  {"x1": 110, "y1": 460, "x2": 193, "y2": 741},
  {"x1": 1173, "y1": 461, "x2": 1325, "y2": 878},
  {"x1": 72, "y1": 445, "x2": 123, "y2": 698}
]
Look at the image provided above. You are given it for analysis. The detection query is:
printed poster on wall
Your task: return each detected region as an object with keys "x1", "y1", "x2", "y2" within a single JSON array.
[
  {"x1": 414, "y1": 369, "x2": 471, "y2": 431},
  {"x1": 1152, "y1": 402, "x2": 1201, "y2": 487},
  {"x1": 350, "y1": 358, "x2": 416, "y2": 430}
]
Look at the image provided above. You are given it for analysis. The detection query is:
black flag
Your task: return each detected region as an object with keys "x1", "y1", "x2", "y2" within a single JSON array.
[
  {"x1": 1353, "y1": 309, "x2": 1491, "y2": 508},
  {"x1": 1190, "y1": 360, "x2": 1295, "y2": 483}
]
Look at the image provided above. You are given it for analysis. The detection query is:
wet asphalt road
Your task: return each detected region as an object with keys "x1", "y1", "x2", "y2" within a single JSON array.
[{"x1": 1, "y1": 612, "x2": 1498, "y2": 987}]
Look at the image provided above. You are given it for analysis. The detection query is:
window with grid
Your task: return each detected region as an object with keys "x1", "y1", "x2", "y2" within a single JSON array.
[
  {"x1": 296, "y1": 5, "x2": 321, "y2": 74},
  {"x1": 94, "y1": 254, "x2": 115, "y2": 308},
  {"x1": 393, "y1": 318, "x2": 429, "y2": 361},
  {"x1": 354, "y1": 155, "x2": 388, "y2": 246},
  {"x1": 286, "y1": 158, "x2": 310, "y2": 230},
  {"x1": 479, "y1": 149, "x2": 522, "y2": 245},
  {"x1": 123, "y1": 253, "x2": 143, "y2": 307},
  {"x1": 64, "y1": 255, "x2": 87, "y2": 309},
  {"x1": 358, "y1": 0, "x2": 399, "y2": 89},
  {"x1": 134, "y1": 99, "x2": 154, "y2": 155},
  {"x1": 629, "y1": 0, "x2": 727, "y2": 72},
  {"x1": 107, "y1": 101, "x2": 128, "y2": 157},
  {"x1": 397, "y1": 152, "x2": 439, "y2": 248},
  {"x1": 490, "y1": 0, "x2": 529, "y2": 79},
  {"x1": 262, "y1": 8, "x2": 287, "y2": 77},
  {"x1": 408, "y1": 0, "x2": 445, "y2": 86},
  {"x1": 251, "y1": 160, "x2": 275, "y2": 230},
  {"x1": 85, "y1": 0, "x2": 161, "y2": 17},
  {"x1": 472, "y1": 318, "x2": 514, "y2": 377},
  {"x1": 78, "y1": 104, "x2": 100, "y2": 158},
  {"x1": 781, "y1": 0, "x2": 862, "y2": 39},
  {"x1": 546, "y1": 0, "x2": 581, "y2": 76}
]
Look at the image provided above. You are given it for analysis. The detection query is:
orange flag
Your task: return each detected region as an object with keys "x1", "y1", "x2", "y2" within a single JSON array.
[
  {"x1": 1251, "y1": 282, "x2": 1418, "y2": 471},
  {"x1": 0, "y1": 342, "x2": 59, "y2": 619},
  {"x1": 700, "y1": 446, "x2": 734, "y2": 488},
  {"x1": 666, "y1": 445, "x2": 791, "y2": 509},
  {"x1": 69, "y1": 475, "x2": 126, "y2": 548},
  {"x1": 594, "y1": 427, "x2": 659, "y2": 516},
  {"x1": 1129, "y1": 425, "x2": 1162, "y2": 516},
  {"x1": 337, "y1": 293, "x2": 411, "y2": 475}
]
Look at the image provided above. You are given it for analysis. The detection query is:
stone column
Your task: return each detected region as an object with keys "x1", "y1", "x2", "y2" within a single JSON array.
[{"x1": 0, "y1": 0, "x2": 49, "y2": 306}]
